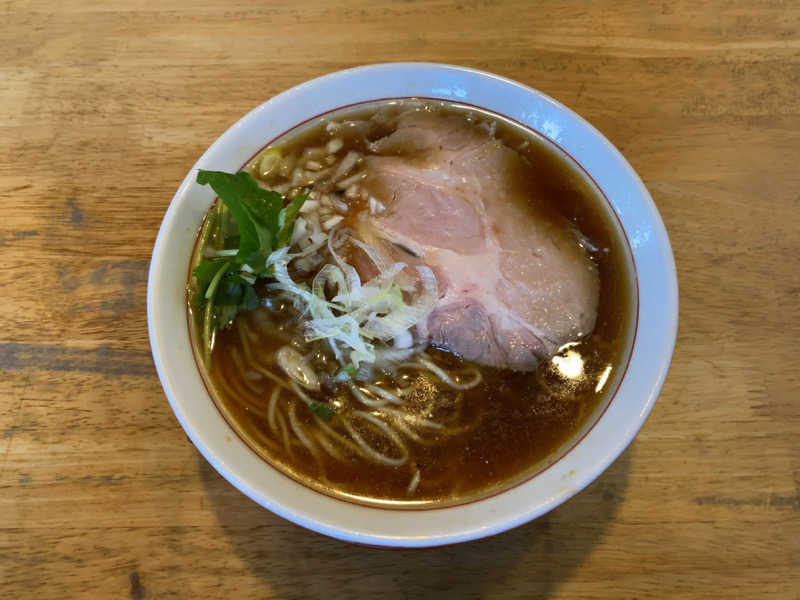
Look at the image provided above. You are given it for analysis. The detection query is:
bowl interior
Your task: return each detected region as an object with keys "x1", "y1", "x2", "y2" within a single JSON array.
[{"x1": 147, "y1": 63, "x2": 677, "y2": 547}]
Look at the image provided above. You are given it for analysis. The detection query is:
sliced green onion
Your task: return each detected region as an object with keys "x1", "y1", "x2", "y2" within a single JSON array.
[
  {"x1": 202, "y1": 292, "x2": 215, "y2": 365},
  {"x1": 258, "y1": 148, "x2": 282, "y2": 179},
  {"x1": 204, "y1": 261, "x2": 230, "y2": 300},
  {"x1": 266, "y1": 236, "x2": 438, "y2": 370},
  {"x1": 196, "y1": 209, "x2": 218, "y2": 254},
  {"x1": 203, "y1": 248, "x2": 238, "y2": 258}
]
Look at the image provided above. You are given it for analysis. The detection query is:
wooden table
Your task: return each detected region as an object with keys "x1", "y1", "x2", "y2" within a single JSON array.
[{"x1": 2, "y1": 1, "x2": 798, "y2": 597}]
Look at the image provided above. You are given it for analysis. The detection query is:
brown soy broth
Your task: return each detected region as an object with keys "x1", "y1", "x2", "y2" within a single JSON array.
[{"x1": 191, "y1": 100, "x2": 635, "y2": 506}]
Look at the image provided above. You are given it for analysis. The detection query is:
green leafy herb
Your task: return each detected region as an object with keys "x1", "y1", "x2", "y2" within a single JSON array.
[
  {"x1": 213, "y1": 274, "x2": 261, "y2": 329},
  {"x1": 277, "y1": 190, "x2": 310, "y2": 248},
  {"x1": 192, "y1": 259, "x2": 227, "y2": 284},
  {"x1": 191, "y1": 170, "x2": 308, "y2": 363},
  {"x1": 196, "y1": 170, "x2": 283, "y2": 270},
  {"x1": 240, "y1": 284, "x2": 260, "y2": 310},
  {"x1": 308, "y1": 401, "x2": 337, "y2": 422},
  {"x1": 204, "y1": 260, "x2": 231, "y2": 300},
  {"x1": 214, "y1": 302, "x2": 240, "y2": 330}
]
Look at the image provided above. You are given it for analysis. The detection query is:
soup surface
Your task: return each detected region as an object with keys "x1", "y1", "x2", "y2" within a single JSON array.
[{"x1": 189, "y1": 100, "x2": 635, "y2": 506}]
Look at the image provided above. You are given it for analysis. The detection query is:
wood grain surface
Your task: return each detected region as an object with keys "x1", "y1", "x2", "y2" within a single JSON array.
[{"x1": 1, "y1": 1, "x2": 798, "y2": 598}]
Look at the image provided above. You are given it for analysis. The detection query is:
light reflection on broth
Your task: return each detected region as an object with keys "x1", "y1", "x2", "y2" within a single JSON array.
[{"x1": 188, "y1": 100, "x2": 635, "y2": 507}]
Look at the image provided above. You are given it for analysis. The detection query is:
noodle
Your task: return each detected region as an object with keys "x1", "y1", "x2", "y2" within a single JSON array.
[
  {"x1": 313, "y1": 417, "x2": 369, "y2": 459},
  {"x1": 230, "y1": 347, "x2": 270, "y2": 402},
  {"x1": 310, "y1": 428, "x2": 347, "y2": 462},
  {"x1": 406, "y1": 469, "x2": 421, "y2": 496},
  {"x1": 346, "y1": 382, "x2": 391, "y2": 409},
  {"x1": 219, "y1": 323, "x2": 490, "y2": 478},
  {"x1": 243, "y1": 419, "x2": 283, "y2": 454},
  {"x1": 383, "y1": 415, "x2": 440, "y2": 446},
  {"x1": 363, "y1": 384, "x2": 404, "y2": 406},
  {"x1": 211, "y1": 314, "x2": 494, "y2": 501},
  {"x1": 274, "y1": 407, "x2": 294, "y2": 458},
  {"x1": 413, "y1": 356, "x2": 483, "y2": 390},
  {"x1": 267, "y1": 387, "x2": 280, "y2": 432},
  {"x1": 378, "y1": 406, "x2": 443, "y2": 430},
  {"x1": 342, "y1": 416, "x2": 407, "y2": 467},
  {"x1": 288, "y1": 402, "x2": 317, "y2": 456}
]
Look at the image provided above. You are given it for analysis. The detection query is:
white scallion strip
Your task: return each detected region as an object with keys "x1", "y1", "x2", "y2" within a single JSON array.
[
  {"x1": 299, "y1": 199, "x2": 320, "y2": 214},
  {"x1": 360, "y1": 266, "x2": 438, "y2": 341},
  {"x1": 333, "y1": 151, "x2": 360, "y2": 181},
  {"x1": 302, "y1": 146, "x2": 326, "y2": 160},
  {"x1": 369, "y1": 197, "x2": 386, "y2": 215},
  {"x1": 371, "y1": 345, "x2": 422, "y2": 366},
  {"x1": 337, "y1": 171, "x2": 366, "y2": 191},
  {"x1": 312, "y1": 264, "x2": 348, "y2": 301},
  {"x1": 266, "y1": 232, "x2": 438, "y2": 371},
  {"x1": 393, "y1": 329, "x2": 413, "y2": 349},
  {"x1": 290, "y1": 217, "x2": 307, "y2": 246},
  {"x1": 323, "y1": 215, "x2": 344, "y2": 230},
  {"x1": 326, "y1": 138, "x2": 343, "y2": 154},
  {"x1": 327, "y1": 230, "x2": 362, "y2": 306},
  {"x1": 349, "y1": 238, "x2": 389, "y2": 273}
]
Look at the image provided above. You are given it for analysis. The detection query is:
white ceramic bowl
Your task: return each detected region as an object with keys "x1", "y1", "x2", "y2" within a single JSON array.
[{"x1": 147, "y1": 63, "x2": 677, "y2": 548}]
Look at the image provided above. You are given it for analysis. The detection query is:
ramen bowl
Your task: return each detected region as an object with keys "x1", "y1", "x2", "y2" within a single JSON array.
[{"x1": 147, "y1": 63, "x2": 677, "y2": 548}]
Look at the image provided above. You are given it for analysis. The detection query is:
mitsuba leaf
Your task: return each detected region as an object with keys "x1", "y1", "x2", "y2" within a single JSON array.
[
  {"x1": 214, "y1": 283, "x2": 261, "y2": 329},
  {"x1": 276, "y1": 191, "x2": 309, "y2": 248},
  {"x1": 215, "y1": 303, "x2": 240, "y2": 329},
  {"x1": 196, "y1": 170, "x2": 282, "y2": 269},
  {"x1": 240, "y1": 284, "x2": 260, "y2": 312},
  {"x1": 246, "y1": 189, "x2": 283, "y2": 232},
  {"x1": 215, "y1": 279, "x2": 244, "y2": 305},
  {"x1": 195, "y1": 169, "x2": 307, "y2": 346},
  {"x1": 204, "y1": 260, "x2": 232, "y2": 300},
  {"x1": 192, "y1": 259, "x2": 226, "y2": 284},
  {"x1": 243, "y1": 220, "x2": 275, "y2": 272}
]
